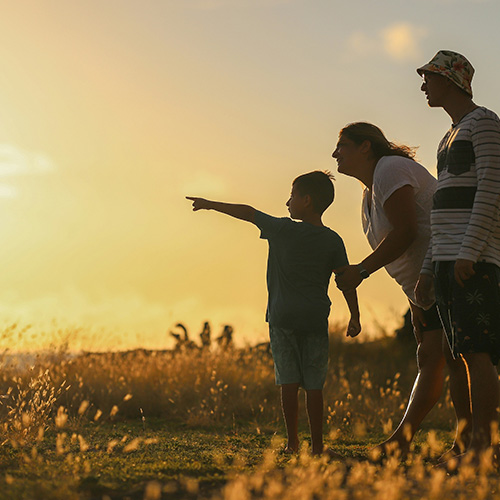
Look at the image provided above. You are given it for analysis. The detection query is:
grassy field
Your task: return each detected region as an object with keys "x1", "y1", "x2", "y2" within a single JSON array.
[{"x1": 1, "y1": 323, "x2": 499, "y2": 499}]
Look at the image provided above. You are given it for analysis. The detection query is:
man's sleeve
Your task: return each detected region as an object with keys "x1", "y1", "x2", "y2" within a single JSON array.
[
  {"x1": 458, "y1": 114, "x2": 500, "y2": 261},
  {"x1": 254, "y1": 211, "x2": 288, "y2": 240}
]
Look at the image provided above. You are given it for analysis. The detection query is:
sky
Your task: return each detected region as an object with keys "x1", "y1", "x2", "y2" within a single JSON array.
[{"x1": 0, "y1": 0, "x2": 498, "y2": 350}]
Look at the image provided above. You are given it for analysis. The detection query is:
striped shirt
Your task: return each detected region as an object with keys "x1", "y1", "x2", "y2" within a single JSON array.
[{"x1": 421, "y1": 106, "x2": 500, "y2": 274}]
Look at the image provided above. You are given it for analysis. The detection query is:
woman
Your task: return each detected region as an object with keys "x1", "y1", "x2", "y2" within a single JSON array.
[{"x1": 332, "y1": 122, "x2": 470, "y2": 459}]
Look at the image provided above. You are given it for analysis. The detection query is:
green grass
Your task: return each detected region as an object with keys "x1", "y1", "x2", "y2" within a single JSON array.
[{"x1": 0, "y1": 419, "x2": 458, "y2": 500}]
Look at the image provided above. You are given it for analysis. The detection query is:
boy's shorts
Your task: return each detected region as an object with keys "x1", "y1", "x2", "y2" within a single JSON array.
[
  {"x1": 434, "y1": 261, "x2": 500, "y2": 365},
  {"x1": 269, "y1": 325, "x2": 328, "y2": 390}
]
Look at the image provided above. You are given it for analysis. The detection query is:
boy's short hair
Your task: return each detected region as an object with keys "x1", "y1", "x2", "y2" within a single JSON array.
[{"x1": 292, "y1": 171, "x2": 335, "y2": 215}]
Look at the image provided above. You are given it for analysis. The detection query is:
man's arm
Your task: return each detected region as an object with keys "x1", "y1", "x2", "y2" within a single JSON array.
[
  {"x1": 455, "y1": 114, "x2": 500, "y2": 286},
  {"x1": 335, "y1": 185, "x2": 418, "y2": 290},
  {"x1": 186, "y1": 197, "x2": 256, "y2": 223}
]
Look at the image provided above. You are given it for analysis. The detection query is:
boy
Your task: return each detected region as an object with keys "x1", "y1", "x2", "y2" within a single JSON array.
[{"x1": 187, "y1": 170, "x2": 361, "y2": 456}]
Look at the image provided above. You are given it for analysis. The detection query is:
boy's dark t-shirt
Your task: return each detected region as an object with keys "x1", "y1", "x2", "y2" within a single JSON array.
[{"x1": 254, "y1": 211, "x2": 349, "y2": 331}]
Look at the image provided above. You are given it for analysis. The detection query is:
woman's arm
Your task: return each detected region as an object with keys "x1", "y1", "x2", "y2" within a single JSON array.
[
  {"x1": 362, "y1": 184, "x2": 418, "y2": 273},
  {"x1": 335, "y1": 185, "x2": 418, "y2": 290}
]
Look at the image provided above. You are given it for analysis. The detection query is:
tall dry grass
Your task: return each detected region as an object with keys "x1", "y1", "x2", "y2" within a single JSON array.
[
  {"x1": 216, "y1": 443, "x2": 500, "y2": 500},
  {"x1": 0, "y1": 322, "x2": 454, "y2": 442}
]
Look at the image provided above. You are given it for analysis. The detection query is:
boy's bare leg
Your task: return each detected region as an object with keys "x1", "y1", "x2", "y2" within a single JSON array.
[
  {"x1": 375, "y1": 328, "x2": 445, "y2": 457},
  {"x1": 463, "y1": 352, "x2": 500, "y2": 454},
  {"x1": 305, "y1": 389, "x2": 324, "y2": 455},
  {"x1": 281, "y1": 383, "x2": 300, "y2": 452}
]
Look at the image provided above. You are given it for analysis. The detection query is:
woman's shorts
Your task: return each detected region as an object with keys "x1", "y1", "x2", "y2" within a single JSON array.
[
  {"x1": 434, "y1": 261, "x2": 500, "y2": 365},
  {"x1": 269, "y1": 325, "x2": 329, "y2": 390},
  {"x1": 418, "y1": 303, "x2": 443, "y2": 332}
]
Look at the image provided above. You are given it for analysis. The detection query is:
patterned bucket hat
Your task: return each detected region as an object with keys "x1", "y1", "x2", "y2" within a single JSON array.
[{"x1": 417, "y1": 50, "x2": 474, "y2": 97}]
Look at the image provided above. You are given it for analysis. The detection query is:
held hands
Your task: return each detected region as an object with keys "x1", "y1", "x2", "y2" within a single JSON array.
[
  {"x1": 346, "y1": 316, "x2": 361, "y2": 338},
  {"x1": 186, "y1": 196, "x2": 212, "y2": 211},
  {"x1": 334, "y1": 265, "x2": 362, "y2": 291}
]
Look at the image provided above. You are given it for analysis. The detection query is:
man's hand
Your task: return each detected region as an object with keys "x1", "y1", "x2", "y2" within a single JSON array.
[
  {"x1": 186, "y1": 196, "x2": 212, "y2": 211},
  {"x1": 454, "y1": 259, "x2": 475, "y2": 288},
  {"x1": 335, "y1": 265, "x2": 363, "y2": 291},
  {"x1": 346, "y1": 316, "x2": 361, "y2": 338},
  {"x1": 414, "y1": 274, "x2": 435, "y2": 310}
]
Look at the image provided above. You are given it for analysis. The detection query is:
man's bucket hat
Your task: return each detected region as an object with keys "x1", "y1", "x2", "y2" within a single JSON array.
[{"x1": 417, "y1": 50, "x2": 474, "y2": 98}]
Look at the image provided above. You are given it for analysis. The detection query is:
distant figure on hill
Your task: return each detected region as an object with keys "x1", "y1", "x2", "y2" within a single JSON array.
[
  {"x1": 333, "y1": 122, "x2": 470, "y2": 460},
  {"x1": 216, "y1": 325, "x2": 233, "y2": 349},
  {"x1": 187, "y1": 170, "x2": 361, "y2": 457},
  {"x1": 200, "y1": 321, "x2": 211, "y2": 348},
  {"x1": 415, "y1": 50, "x2": 500, "y2": 465},
  {"x1": 169, "y1": 323, "x2": 197, "y2": 351}
]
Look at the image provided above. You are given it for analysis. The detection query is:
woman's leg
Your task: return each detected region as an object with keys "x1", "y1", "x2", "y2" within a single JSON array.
[{"x1": 377, "y1": 327, "x2": 445, "y2": 456}]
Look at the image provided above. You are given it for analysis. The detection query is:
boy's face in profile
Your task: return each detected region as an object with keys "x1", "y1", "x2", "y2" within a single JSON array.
[{"x1": 286, "y1": 184, "x2": 309, "y2": 220}]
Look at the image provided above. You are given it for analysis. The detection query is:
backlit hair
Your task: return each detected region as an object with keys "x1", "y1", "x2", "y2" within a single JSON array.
[
  {"x1": 292, "y1": 171, "x2": 335, "y2": 215},
  {"x1": 340, "y1": 122, "x2": 417, "y2": 161}
]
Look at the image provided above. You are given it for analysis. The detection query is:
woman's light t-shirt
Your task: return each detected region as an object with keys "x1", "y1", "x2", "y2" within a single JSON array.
[{"x1": 362, "y1": 155, "x2": 436, "y2": 305}]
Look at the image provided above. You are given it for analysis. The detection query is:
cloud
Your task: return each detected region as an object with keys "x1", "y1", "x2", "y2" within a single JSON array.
[
  {"x1": 0, "y1": 144, "x2": 56, "y2": 177},
  {"x1": 0, "y1": 144, "x2": 56, "y2": 199},
  {"x1": 382, "y1": 23, "x2": 427, "y2": 62},
  {"x1": 0, "y1": 185, "x2": 18, "y2": 199},
  {"x1": 347, "y1": 23, "x2": 427, "y2": 62}
]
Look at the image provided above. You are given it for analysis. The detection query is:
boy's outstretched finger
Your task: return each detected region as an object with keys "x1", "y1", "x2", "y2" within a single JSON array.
[{"x1": 185, "y1": 196, "x2": 203, "y2": 211}]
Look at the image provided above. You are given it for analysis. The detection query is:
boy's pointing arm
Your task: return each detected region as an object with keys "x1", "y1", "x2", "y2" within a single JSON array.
[{"x1": 186, "y1": 197, "x2": 256, "y2": 223}]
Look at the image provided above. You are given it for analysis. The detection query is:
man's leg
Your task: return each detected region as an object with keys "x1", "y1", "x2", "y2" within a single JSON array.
[
  {"x1": 377, "y1": 328, "x2": 445, "y2": 456},
  {"x1": 305, "y1": 389, "x2": 323, "y2": 455},
  {"x1": 442, "y1": 339, "x2": 472, "y2": 458},
  {"x1": 281, "y1": 383, "x2": 300, "y2": 452},
  {"x1": 463, "y1": 352, "x2": 500, "y2": 453}
]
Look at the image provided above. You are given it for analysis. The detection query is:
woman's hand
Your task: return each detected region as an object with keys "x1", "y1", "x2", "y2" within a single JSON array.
[
  {"x1": 335, "y1": 265, "x2": 363, "y2": 291},
  {"x1": 408, "y1": 301, "x2": 426, "y2": 343},
  {"x1": 414, "y1": 274, "x2": 435, "y2": 310}
]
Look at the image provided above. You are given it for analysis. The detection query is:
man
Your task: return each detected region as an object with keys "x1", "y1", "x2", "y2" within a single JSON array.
[{"x1": 415, "y1": 50, "x2": 500, "y2": 462}]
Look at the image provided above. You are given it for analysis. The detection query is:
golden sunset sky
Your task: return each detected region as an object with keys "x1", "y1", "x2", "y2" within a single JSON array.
[{"x1": 0, "y1": 0, "x2": 498, "y2": 349}]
